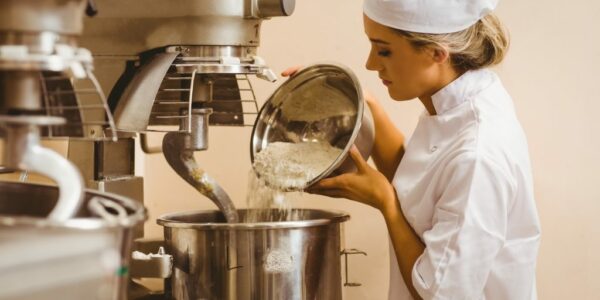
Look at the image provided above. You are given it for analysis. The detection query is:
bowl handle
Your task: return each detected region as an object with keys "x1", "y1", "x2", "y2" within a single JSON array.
[{"x1": 341, "y1": 248, "x2": 368, "y2": 287}]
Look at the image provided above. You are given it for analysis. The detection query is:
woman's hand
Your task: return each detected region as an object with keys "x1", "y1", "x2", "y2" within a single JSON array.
[
  {"x1": 307, "y1": 146, "x2": 397, "y2": 212},
  {"x1": 281, "y1": 65, "x2": 304, "y2": 77}
]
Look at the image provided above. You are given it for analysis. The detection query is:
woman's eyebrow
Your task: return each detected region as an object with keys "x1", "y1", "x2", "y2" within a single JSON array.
[{"x1": 369, "y1": 38, "x2": 390, "y2": 45}]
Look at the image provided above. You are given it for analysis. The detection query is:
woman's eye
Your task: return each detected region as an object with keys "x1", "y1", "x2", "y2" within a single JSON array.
[{"x1": 377, "y1": 50, "x2": 391, "y2": 57}]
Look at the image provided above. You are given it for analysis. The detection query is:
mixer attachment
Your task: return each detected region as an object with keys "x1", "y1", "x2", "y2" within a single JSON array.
[{"x1": 162, "y1": 130, "x2": 239, "y2": 223}]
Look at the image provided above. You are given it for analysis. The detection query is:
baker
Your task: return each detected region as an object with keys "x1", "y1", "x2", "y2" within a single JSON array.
[{"x1": 290, "y1": 0, "x2": 542, "y2": 299}]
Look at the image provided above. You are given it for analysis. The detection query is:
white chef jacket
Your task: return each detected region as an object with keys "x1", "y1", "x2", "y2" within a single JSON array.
[{"x1": 389, "y1": 69, "x2": 541, "y2": 300}]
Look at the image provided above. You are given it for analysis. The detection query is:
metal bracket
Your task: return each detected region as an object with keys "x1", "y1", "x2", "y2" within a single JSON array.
[{"x1": 341, "y1": 248, "x2": 367, "y2": 287}]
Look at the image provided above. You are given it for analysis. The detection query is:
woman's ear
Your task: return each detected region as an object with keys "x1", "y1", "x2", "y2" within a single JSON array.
[{"x1": 431, "y1": 47, "x2": 450, "y2": 64}]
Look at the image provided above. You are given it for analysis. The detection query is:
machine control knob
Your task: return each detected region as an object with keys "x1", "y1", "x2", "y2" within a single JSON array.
[{"x1": 256, "y1": 0, "x2": 295, "y2": 17}]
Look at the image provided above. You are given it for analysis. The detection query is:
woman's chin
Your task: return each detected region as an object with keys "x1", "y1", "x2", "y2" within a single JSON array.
[{"x1": 388, "y1": 92, "x2": 415, "y2": 102}]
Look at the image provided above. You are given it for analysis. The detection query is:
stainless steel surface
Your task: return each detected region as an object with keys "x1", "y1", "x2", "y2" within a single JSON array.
[
  {"x1": 250, "y1": 63, "x2": 375, "y2": 190},
  {"x1": 80, "y1": 0, "x2": 295, "y2": 55},
  {"x1": 162, "y1": 132, "x2": 239, "y2": 223},
  {"x1": 0, "y1": 71, "x2": 42, "y2": 111},
  {"x1": 111, "y1": 47, "x2": 266, "y2": 132},
  {"x1": 0, "y1": 0, "x2": 86, "y2": 35},
  {"x1": 113, "y1": 52, "x2": 179, "y2": 132},
  {"x1": 0, "y1": 181, "x2": 146, "y2": 300},
  {"x1": 0, "y1": 0, "x2": 118, "y2": 141},
  {"x1": 255, "y1": 0, "x2": 296, "y2": 17},
  {"x1": 157, "y1": 209, "x2": 348, "y2": 300},
  {"x1": 0, "y1": 117, "x2": 84, "y2": 221},
  {"x1": 88, "y1": 0, "x2": 295, "y2": 227},
  {"x1": 95, "y1": 138, "x2": 135, "y2": 178},
  {"x1": 68, "y1": 138, "x2": 137, "y2": 185},
  {"x1": 180, "y1": 108, "x2": 212, "y2": 151}
]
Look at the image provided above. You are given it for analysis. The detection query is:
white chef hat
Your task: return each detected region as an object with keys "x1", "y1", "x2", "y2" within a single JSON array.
[{"x1": 363, "y1": 0, "x2": 499, "y2": 34}]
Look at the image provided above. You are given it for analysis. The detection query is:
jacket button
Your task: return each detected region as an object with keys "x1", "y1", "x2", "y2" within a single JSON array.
[{"x1": 430, "y1": 146, "x2": 438, "y2": 152}]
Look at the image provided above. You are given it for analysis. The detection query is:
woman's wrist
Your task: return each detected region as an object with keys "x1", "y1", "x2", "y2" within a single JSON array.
[{"x1": 376, "y1": 182, "x2": 400, "y2": 215}]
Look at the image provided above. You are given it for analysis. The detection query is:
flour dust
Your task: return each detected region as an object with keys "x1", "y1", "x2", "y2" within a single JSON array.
[{"x1": 245, "y1": 141, "x2": 343, "y2": 223}]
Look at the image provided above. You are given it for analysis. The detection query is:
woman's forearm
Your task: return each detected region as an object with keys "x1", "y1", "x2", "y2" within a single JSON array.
[
  {"x1": 366, "y1": 98, "x2": 406, "y2": 181},
  {"x1": 380, "y1": 189, "x2": 425, "y2": 300}
]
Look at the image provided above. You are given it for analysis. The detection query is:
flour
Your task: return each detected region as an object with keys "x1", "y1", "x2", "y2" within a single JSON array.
[
  {"x1": 253, "y1": 141, "x2": 343, "y2": 190},
  {"x1": 280, "y1": 87, "x2": 356, "y2": 122},
  {"x1": 246, "y1": 88, "x2": 350, "y2": 222}
]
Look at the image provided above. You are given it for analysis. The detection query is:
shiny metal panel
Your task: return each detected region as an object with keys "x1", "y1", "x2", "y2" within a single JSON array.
[
  {"x1": 180, "y1": 109, "x2": 212, "y2": 150},
  {"x1": 0, "y1": 0, "x2": 86, "y2": 35},
  {"x1": 81, "y1": 0, "x2": 265, "y2": 55},
  {"x1": 158, "y1": 209, "x2": 348, "y2": 300}
]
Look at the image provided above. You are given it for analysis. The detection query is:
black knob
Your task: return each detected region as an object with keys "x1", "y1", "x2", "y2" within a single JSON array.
[{"x1": 86, "y1": 0, "x2": 98, "y2": 17}]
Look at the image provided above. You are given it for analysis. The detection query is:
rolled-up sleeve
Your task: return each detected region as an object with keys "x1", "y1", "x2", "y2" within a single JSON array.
[{"x1": 411, "y1": 151, "x2": 516, "y2": 299}]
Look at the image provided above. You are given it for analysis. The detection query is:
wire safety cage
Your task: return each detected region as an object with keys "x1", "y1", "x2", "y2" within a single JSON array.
[
  {"x1": 39, "y1": 69, "x2": 117, "y2": 141},
  {"x1": 145, "y1": 69, "x2": 260, "y2": 133}
]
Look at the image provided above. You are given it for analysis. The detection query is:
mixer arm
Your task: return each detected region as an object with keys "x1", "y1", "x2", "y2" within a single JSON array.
[
  {"x1": 1, "y1": 119, "x2": 84, "y2": 221},
  {"x1": 162, "y1": 131, "x2": 239, "y2": 223}
]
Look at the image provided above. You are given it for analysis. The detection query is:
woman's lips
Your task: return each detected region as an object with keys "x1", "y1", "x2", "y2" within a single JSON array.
[{"x1": 382, "y1": 79, "x2": 392, "y2": 86}]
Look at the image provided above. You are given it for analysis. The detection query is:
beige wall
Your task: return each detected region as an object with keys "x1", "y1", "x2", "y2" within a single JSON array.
[{"x1": 116, "y1": 0, "x2": 600, "y2": 299}]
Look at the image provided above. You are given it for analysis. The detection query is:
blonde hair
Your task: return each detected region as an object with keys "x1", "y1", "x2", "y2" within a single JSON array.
[{"x1": 394, "y1": 14, "x2": 510, "y2": 72}]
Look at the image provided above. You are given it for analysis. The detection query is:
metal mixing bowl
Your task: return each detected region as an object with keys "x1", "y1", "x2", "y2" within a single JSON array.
[
  {"x1": 0, "y1": 182, "x2": 146, "y2": 300},
  {"x1": 157, "y1": 208, "x2": 350, "y2": 299},
  {"x1": 250, "y1": 62, "x2": 374, "y2": 190}
]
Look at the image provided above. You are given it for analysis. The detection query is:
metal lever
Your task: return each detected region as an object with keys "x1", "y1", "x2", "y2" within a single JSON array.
[{"x1": 341, "y1": 248, "x2": 367, "y2": 287}]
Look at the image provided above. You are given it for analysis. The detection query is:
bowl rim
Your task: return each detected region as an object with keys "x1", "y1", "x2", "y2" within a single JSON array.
[
  {"x1": 157, "y1": 208, "x2": 351, "y2": 230},
  {"x1": 0, "y1": 182, "x2": 147, "y2": 230}
]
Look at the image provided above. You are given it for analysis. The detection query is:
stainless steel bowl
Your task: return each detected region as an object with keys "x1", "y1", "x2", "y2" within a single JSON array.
[
  {"x1": 0, "y1": 182, "x2": 146, "y2": 300},
  {"x1": 250, "y1": 63, "x2": 374, "y2": 190},
  {"x1": 157, "y1": 208, "x2": 350, "y2": 300}
]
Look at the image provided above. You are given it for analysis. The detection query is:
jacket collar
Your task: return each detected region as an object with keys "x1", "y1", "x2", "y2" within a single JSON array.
[{"x1": 430, "y1": 69, "x2": 492, "y2": 116}]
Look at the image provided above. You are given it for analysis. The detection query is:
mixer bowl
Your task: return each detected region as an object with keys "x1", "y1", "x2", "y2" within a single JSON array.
[
  {"x1": 0, "y1": 181, "x2": 146, "y2": 300},
  {"x1": 158, "y1": 208, "x2": 350, "y2": 300}
]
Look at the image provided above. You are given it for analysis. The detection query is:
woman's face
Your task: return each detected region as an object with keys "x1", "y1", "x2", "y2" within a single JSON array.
[{"x1": 363, "y1": 15, "x2": 439, "y2": 101}]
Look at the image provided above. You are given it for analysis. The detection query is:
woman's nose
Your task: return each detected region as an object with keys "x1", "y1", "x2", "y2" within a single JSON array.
[{"x1": 365, "y1": 51, "x2": 380, "y2": 71}]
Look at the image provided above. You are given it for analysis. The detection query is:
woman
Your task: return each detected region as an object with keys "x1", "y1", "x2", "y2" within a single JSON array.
[{"x1": 287, "y1": 0, "x2": 541, "y2": 299}]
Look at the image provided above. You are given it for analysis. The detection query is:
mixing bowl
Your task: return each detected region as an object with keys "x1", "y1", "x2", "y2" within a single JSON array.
[{"x1": 250, "y1": 62, "x2": 374, "y2": 190}]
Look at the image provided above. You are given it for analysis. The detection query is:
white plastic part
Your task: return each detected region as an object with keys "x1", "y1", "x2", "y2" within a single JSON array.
[
  {"x1": 130, "y1": 246, "x2": 173, "y2": 278},
  {"x1": 0, "y1": 45, "x2": 28, "y2": 59},
  {"x1": 251, "y1": 56, "x2": 277, "y2": 82},
  {"x1": 220, "y1": 56, "x2": 241, "y2": 65},
  {"x1": 88, "y1": 197, "x2": 128, "y2": 223},
  {"x1": 21, "y1": 143, "x2": 84, "y2": 221},
  {"x1": 1, "y1": 120, "x2": 85, "y2": 221}
]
